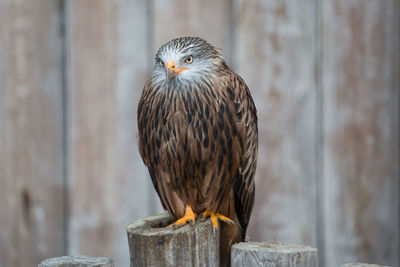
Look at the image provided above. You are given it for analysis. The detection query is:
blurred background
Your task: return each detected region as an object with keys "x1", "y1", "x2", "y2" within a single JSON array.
[{"x1": 0, "y1": 0, "x2": 398, "y2": 266}]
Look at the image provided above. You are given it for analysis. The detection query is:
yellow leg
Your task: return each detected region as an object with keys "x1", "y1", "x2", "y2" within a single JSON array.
[
  {"x1": 169, "y1": 205, "x2": 197, "y2": 228},
  {"x1": 201, "y1": 210, "x2": 234, "y2": 230}
]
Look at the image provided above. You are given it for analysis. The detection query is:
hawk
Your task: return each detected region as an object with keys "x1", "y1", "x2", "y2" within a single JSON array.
[{"x1": 137, "y1": 37, "x2": 258, "y2": 266}]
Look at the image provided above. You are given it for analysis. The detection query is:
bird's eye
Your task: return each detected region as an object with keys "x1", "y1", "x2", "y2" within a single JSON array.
[
  {"x1": 159, "y1": 60, "x2": 164, "y2": 67},
  {"x1": 184, "y1": 55, "x2": 194, "y2": 64}
]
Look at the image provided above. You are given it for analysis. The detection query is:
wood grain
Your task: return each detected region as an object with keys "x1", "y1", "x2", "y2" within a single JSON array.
[
  {"x1": 231, "y1": 243, "x2": 318, "y2": 267},
  {"x1": 153, "y1": 0, "x2": 233, "y2": 65},
  {"x1": 67, "y1": 1, "x2": 153, "y2": 266},
  {"x1": 39, "y1": 256, "x2": 113, "y2": 267},
  {"x1": 0, "y1": 1, "x2": 65, "y2": 266},
  {"x1": 341, "y1": 264, "x2": 390, "y2": 267},
  {"x1": 233, "y1": 0, "x2": 318, "y2": 247},
  {"x1": 321, "y1": 0, "x2": 399, "y2": 266},
  {"x1": 127, "y1": 214, "x2": 219, "y2": 267}
]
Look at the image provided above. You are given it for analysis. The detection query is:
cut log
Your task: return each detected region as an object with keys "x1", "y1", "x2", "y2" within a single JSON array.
[
  {"x1": 38, "y1": 255, "x2": 113, "y2": 267},
  {"x1": 127, "y1": 213, "x2": 219, "y2": 267},
  {"x1": 231, "y1": 242, "x2": 318, "y2": 267},
  {"x1": 341, "y1": 264, "x2": 390, "y2": 267}
]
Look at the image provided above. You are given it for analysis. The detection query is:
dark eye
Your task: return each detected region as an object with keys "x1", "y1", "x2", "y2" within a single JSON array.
[
  {"x1": 159, "y1": 60, "x2": 164, "y2": 67},
  {"x1": 184, "y1": 55, "x2": 194, "y2": 64}
]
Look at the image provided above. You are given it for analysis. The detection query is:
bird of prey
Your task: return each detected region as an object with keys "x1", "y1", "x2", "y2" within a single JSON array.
[{"x1": 137, "y1": 37, "x2": 258, "y2": 266}]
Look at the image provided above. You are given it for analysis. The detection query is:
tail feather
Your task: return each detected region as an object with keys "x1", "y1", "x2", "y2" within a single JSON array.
[{"x1": 220, "y1": 220, "x2": 242, "y2": 267}]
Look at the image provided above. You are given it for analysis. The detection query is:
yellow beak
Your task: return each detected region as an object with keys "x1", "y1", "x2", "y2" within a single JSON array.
[{"x1": 165, "y1": 60, "x2": 188, "y2": 80}]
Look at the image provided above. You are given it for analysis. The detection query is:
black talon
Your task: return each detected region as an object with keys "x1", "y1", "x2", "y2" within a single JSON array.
[{"x1": 196, "y1": 214, "x2": 203, "y2": 223}]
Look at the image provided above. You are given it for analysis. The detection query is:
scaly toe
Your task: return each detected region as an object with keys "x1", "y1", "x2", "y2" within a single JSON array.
[
  {"x1": 201, "y1": 210, "x2": 234, "y2": 231},
  {"x1": 169, "y1": 205, "x2": 197, "y2": 228},
  {"x1": 216, "y1": 213, "x2": 234, "y2": 224}
]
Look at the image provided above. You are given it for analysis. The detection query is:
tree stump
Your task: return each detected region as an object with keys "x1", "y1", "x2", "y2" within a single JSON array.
[
  {"x1": 231, "y1": 242, "x2": 318, "y2": 267},
  {"x1": 127, "y1": 213, "x2": 219, "y2": 267},
  {"x1": 38, "y1": 256, "x2": 113, "y2": 267}
]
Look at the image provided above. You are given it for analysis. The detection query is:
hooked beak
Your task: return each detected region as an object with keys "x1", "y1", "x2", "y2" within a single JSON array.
[{"x1": 165, "y1": 60, "x2": 188, "y2": 81}]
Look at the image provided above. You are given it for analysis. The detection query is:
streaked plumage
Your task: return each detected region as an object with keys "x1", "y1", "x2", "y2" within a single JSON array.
[{"x1": 137, "y1": 37, "x2": 258, "y2": 266}]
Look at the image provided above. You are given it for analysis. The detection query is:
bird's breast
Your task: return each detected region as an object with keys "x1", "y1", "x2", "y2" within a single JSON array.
[{"x1": 153, "y1": 87, "x2": 217, "y2": 164}]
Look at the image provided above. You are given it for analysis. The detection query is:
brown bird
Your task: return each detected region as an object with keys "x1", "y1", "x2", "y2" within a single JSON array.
[{"x1": 137, "y1": 37, "x2": 258, "y2": 266}]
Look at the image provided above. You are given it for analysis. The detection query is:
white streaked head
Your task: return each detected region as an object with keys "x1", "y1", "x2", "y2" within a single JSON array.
[{"x1": 152, "y1": 37, "x2": 224, "y2": 86}]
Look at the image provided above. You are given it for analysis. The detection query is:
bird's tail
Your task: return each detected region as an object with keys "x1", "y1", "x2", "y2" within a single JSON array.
[{"x1": 219, "y1": 220, "x2": 242, "y2": 267}]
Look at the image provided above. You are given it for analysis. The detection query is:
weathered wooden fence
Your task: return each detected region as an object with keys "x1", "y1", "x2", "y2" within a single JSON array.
[{"x1": 0, "y1": 0, "x2": 398, "y2": 267}]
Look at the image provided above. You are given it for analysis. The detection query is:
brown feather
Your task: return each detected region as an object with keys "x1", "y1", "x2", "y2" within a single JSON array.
[{"x1": 137, "y1": 37, "x2": 258, "y2": 267}]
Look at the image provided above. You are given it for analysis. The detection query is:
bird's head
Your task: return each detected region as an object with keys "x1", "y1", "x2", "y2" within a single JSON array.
[{"x1": 152, "y1": 37, "x2": 224, "y2": 86}]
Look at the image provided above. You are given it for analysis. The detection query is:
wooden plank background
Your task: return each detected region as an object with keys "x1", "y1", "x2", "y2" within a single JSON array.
[
  {"x1": 0, "y1": 1, "x2": 65, "y2": 266},
  {"x1": 0, "y1": 0, "x2": 398, "y2": 267},
  {"x1": 234, "y1": 0, "x2": 318, "y2": 248},
  {"x1": 66, "y1": 1, "x2": 154, "y2": 267},
  {"x1": 321, "y1": 0, "x2": 399, "y2": 266}
]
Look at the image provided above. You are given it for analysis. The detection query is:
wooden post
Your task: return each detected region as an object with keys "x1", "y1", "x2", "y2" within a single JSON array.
[
  {"x1": 38, "y1": 256, "x2": 113, "y2": 267},
  {"x1": 127, "y1": 214, "x2": 219, "y2": 267},
  {"x1": 231, "y1": 242, "x2": 318, "y2": 267},
  {"x1": 341, "y1": 264, "x2": 390, "y2": 267}
]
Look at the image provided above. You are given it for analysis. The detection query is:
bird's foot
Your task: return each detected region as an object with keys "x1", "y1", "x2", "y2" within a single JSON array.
[
  {"x1": 169, "y1": 205, "x2": 197, "y2": 229},
  {"x1": 199, "y1": 210, "x2": 234, "y2": 232}
]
